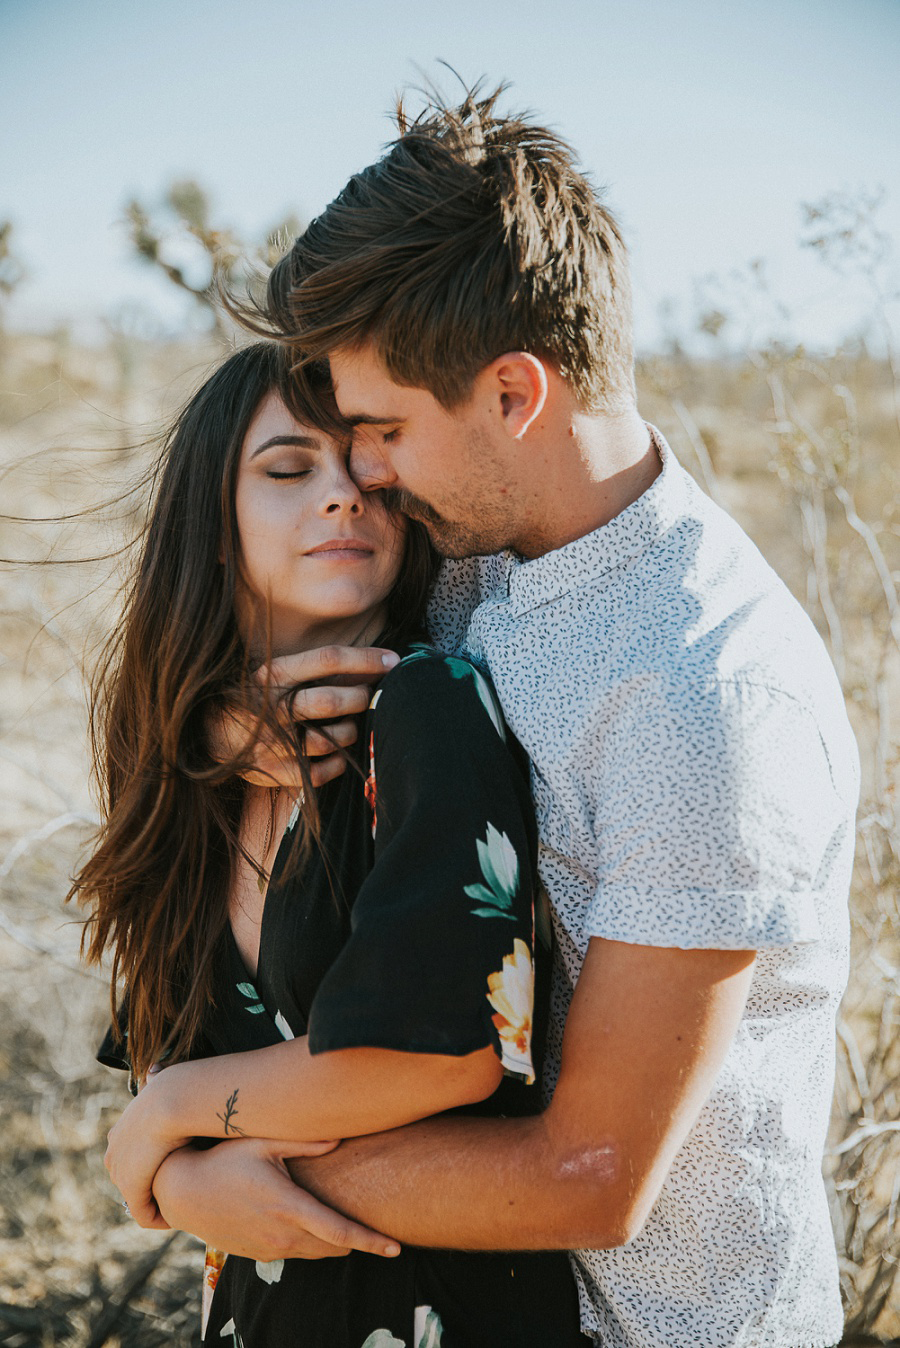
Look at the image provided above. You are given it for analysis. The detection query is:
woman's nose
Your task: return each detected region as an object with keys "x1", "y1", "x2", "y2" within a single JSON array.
[
  {"x1": 324, "y1": 496, "x2": 361, "y2": 514},
  {"x1": 320, "y1": 467, "x2": 364, "y2": 515}
]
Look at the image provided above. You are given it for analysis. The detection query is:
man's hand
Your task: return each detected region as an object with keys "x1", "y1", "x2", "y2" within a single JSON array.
[
  {"x1": 152, "y1": 1138, "x2": 402, "y2": 1263},
  {"x1": 211, "y1": 645, "x2": 400, "y2": 788}
]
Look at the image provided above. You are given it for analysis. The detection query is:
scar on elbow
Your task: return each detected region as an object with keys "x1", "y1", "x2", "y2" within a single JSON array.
[{"x1": 553, "y1": 1143, "x2": 620, "y2": 1185}]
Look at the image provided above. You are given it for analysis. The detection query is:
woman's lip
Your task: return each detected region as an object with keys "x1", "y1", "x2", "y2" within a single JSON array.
[{"x1": 305, "y1": 539, "x2": 375, "y2": 556}]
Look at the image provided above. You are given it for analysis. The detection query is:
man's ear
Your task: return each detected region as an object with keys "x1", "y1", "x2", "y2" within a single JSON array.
[{"x1": 490, "y1": 352, "x2": 549, "y2": 440}]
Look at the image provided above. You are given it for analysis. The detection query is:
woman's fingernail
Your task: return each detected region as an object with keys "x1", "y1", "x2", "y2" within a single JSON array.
[
  {"x1": 383, "y1": 1242, "x2": 401, "y2": 1257},
  {"x1": 382, "y1": 652, "x2": 400, "y2": 667},
  {"x1": 147, "y1": 1063, "x2": 161, "y2": 1075}
]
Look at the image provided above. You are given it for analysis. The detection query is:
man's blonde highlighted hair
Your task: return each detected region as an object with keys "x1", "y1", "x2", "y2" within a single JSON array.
[{"x1": 272, "y1": 84, "x2": 636, "y2": 414}]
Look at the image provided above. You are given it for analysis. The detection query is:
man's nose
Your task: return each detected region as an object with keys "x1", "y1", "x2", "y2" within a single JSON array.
[{"x1": 350, "y1": 440, "x2": 395, "y2": 492}]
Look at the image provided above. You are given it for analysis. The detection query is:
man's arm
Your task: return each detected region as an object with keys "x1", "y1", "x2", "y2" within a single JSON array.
[
  {"x1": 291, "y1": 935, "x2": 755, "y2": 1250},
  {"x1": 147, "y1": 937, "x2": 754, "y2": 1257}
]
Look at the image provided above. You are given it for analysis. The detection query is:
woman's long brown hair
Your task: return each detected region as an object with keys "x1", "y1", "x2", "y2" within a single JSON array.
[{"x1": 71, "y1": 342, "x2": 437, "y2": 1080}]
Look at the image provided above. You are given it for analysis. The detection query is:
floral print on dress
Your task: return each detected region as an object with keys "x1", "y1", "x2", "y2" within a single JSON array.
[
  {"x1": 487, "y1": 938, "x2": 535, "y2": 1084},
  {"x1": 218, "y1": 1317, "x2": 245, "y2": 1345},
  {"x1": 446, "y1": 657, "x2": 506, "y2": 740},
  {"x1": 465, "y1": 822, "x2": 518, "y2": 921},
  {"x1": 255, "y1": 1258, "x2": 284, "y2": 1284},
  {"x1": 202, "y1": 1246, "x2": 228, "y2": 1340},
  {"x1": 414, "y1": 1306, "x2": 444, "y2": 1347},
  {"x1": 364, "y1": 729, "x2": 377, "y2": 838},
  {"x1": 400, "y1": 647, "x2": 505, "y2": 740},
  {"x1": 357, "y1": 1311, "x2": 444, "y2": 1348},
  {"x1": 236, "y1": 982, "x2": 265, "y2": 1015}
]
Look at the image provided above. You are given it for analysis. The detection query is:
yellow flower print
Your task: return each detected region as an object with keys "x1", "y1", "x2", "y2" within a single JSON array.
[
  {"x1": 486, "y1": 938, "x2": 535, "y2": 1084},
  {"x1": 201, "y1": 1246, "x2": 227, "y2": 1340}
]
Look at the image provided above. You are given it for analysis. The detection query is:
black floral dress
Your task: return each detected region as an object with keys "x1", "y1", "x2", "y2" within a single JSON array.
[{"x1": 104, "y1": 647, "x2": 586, "y2": 1348}]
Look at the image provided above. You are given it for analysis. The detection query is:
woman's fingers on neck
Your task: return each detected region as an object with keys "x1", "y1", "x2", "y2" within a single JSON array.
[{"x1": 258, "y1": 645, "x2": 399, "y2": 688}]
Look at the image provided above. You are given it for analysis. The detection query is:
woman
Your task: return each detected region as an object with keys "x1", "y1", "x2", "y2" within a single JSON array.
[{"x1": 74, "y1": 342, "x2": 585, "y2": 1347}]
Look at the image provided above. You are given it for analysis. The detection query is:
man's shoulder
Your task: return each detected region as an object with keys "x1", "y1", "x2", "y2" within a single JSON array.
[{"x1": 427, "y1": 555, "x2": 510, "y2": 654}]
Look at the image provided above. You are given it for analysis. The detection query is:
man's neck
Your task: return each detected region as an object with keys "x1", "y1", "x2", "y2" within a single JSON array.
[{"x1": 513, "y1": 408, "x2": 660, "y2": 560}]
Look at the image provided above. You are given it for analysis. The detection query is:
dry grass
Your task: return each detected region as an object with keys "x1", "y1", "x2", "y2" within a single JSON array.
[{"x1": 0, "y1": 325, "x2": 897, "y2": 1344}]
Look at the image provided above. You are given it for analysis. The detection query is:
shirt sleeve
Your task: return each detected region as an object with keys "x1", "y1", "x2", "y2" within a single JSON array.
[
  {"x1": 307, "y1": 652, "x2": 540, "y2": 1083},
  {"x1": 582, "y1": 676, "x2": 857, "y2": 950}
]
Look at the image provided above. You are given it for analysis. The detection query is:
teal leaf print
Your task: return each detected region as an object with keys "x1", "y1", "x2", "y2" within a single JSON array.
[
  {"x1": 446, "y1": 657, "x2": 506, "y2": 739},
  {"x1": 415, "y1": 1305, "x2": 444, "y2": 1348},
  {"x1": 360, "y1": 1332, "x2": 406, "y2": 1348},
  {"x1": 399, "y1": 649, "x2": 505, "y2": 739},
  {"x1": 465, "y1": 822, "x2": 518, "y2": 921},
  {"x1": 236, "y1": 981, "x2": 266, "y2": 1015},
  {"x1": 219, "y1": 1318, "x2": 245, "y2": 1346}
]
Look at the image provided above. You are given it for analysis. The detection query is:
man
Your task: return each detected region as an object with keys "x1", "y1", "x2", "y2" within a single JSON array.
[{"x1": 169, "y1": 89, "x2": 858, "y2": 1346}]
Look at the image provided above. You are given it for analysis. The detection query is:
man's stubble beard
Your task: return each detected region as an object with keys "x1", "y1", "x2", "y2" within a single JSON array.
[
  {"x1": 380, "y1": 426, "x2": 518, "y2": 560},
  {"x1": 382, "y1": 485, "x2": 514, "y2": 559}
]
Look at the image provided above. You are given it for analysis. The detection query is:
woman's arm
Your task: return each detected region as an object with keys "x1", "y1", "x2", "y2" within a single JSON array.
[
  {"x1": 152, "y1": 1138, "x2": 401, "y2": 1260},
  {"x1": 106, "y1": 1036, "x2": 502, "y2": 1225}
]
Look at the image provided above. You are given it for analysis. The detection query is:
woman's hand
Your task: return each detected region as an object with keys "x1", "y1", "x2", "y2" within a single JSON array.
[
  {"x1": 209, "y1": 645, "x2": 399, "y2": 788},
  {"x1": 104, "y1": 1068, "x2": 192, "y2": 1227},
  {"x1": 153, "y1": 1138, "x2": 402, "y2": 1262}
]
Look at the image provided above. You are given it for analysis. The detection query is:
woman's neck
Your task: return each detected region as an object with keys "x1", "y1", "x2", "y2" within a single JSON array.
[{"x1": 247, "y1": 604, "x2": 389, "y2": 664}]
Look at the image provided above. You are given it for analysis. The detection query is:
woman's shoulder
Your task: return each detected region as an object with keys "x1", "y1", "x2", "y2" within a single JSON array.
[{"x1": 369, "y1": 642, "x2": 507, "y2": 742}]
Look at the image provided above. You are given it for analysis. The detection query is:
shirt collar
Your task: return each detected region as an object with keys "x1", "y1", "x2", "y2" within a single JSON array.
[{"x1": 506, "y1": 425, "x2": 693, "y2": 616}]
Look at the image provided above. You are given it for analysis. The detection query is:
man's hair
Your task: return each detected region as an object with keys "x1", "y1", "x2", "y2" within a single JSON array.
[{"x1": 273, "y1": 83, "x2": 636, "y2": 413}]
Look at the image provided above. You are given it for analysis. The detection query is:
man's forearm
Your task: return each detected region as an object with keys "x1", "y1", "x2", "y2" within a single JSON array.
[
  {"x1": 286, "y1": 941, "x2": 757, "y2": 1256},
  {"x1": 286, "y1": 1112, "x2": 620, "y2": 1252}
]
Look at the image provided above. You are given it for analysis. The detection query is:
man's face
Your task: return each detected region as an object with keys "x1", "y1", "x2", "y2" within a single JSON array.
[{"x1": 330, "y1": 345, "x2": 519, "y2": 559}]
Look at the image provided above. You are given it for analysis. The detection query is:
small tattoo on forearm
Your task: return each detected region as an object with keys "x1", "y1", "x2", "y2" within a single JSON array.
[{"x1": 216, "y1": 1088, "x2": 247, "y2": 1137}]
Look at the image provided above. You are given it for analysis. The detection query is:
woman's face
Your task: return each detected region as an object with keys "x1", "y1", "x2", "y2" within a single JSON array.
[{"x1": 233, "y1": 391, "x2": 407, "y2": 656}]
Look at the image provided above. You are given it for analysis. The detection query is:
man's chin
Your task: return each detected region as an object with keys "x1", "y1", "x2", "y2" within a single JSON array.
[
  {"x1": 420, "y1": 519, "x2": 487, "y2": 560},
  {"x1": 395, "y1": 494, "x2": 504, "y2": 558}
]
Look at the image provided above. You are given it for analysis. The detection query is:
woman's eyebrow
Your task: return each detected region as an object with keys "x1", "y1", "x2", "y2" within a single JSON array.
[{"x1": 250, "y1": 434, "x2": 320, "y2": 459}]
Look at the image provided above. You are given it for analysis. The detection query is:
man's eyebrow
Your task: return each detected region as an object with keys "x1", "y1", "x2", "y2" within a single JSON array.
[
  {"x1": 344, "y1": 414, "x2": 403, "y2": 428},
  {"x1": 249, "y1": 434, "x2": 320, "y2": 459}
]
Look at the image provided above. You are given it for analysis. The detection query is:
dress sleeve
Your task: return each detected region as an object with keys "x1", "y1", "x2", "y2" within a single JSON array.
[
  {"x1": 97, "y1": 1009, "x2": 131, "y2": 1073},
  {"x1": 307, "y1": 652, "x2": 540, "y2": 1083}
]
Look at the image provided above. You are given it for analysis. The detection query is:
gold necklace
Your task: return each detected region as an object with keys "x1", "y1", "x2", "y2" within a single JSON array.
[{"x1": 258, "y1": 786, "x2": 281, "y2": 894}]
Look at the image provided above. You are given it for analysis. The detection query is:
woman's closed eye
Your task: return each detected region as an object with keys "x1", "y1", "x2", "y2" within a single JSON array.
[{"x1": 266, "y1": 467, "x2": 312, "y2": 480}]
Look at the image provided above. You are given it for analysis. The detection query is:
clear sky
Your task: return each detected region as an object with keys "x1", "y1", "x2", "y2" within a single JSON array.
[{"x1": 2, "y1": 0, "x2": 898, "y2": 350}]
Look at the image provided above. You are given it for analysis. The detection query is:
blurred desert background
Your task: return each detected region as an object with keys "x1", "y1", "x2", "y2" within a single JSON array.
[
  {"x1": 1, "y1": 178, "x2": 898, "y2": 1348},
  {"x1": 2, "y1": 0, "x2": 899, "y2": 1342}
]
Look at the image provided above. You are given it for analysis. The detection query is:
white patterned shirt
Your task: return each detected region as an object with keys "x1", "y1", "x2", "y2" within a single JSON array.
[{"x1": 427, "y1": 428, "x2": 859, "y2": 1348}]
